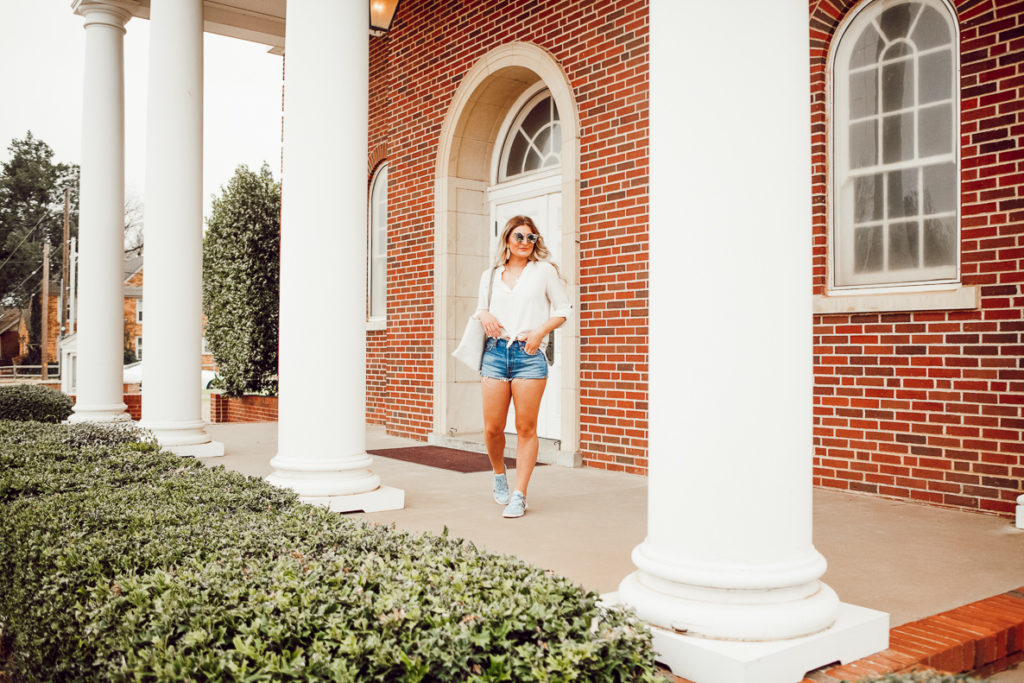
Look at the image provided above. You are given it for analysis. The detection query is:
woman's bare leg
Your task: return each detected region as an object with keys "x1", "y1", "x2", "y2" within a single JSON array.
[
  {"x1": 481, "y1": 377, "x2": 512, "y2": 474},
  {"x1": 510, "y1": 378, "x2": 546, "y2": 495}
]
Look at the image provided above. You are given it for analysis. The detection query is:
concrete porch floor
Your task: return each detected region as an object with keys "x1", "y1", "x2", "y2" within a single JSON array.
[{"x1": 202, "y1": 422, "x2": 1024, "y2": 678}]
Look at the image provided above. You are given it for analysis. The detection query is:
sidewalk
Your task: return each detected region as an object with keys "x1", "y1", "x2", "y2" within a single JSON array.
[{"x1": 202, "y1": 422, "x2": 1024, "y2": 678}]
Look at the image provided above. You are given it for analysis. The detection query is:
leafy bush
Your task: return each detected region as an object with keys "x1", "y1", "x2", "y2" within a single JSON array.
[
  {"x1": 0, "y1": 383, "x2": 73, "y2": 422},
  {"x1": 202, "y1": 163, "x2": 280, "y2": 397},
  {"x1": 0, "y1": 421, "x2": 663, "y2": 681}
]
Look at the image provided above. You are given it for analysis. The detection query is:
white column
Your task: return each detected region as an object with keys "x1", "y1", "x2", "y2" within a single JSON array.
[
  {"x1": 68, "y1": 0, "x2": 135, "y2": 424},
  {"x1": 266, "y1": 0, "x2": 402, "y2": 512},
  {"x1": 139, "y1": 0, "x2": 222, "y2": 456},
  {"x1": 615, "y1": 2, "x2": 888, "y2": 682}
]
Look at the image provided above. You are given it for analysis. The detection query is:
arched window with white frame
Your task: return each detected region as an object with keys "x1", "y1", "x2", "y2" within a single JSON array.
[
  {"x1": 832, "y1": 0, "x2": 959, "y2": 289},
  {"x1": 368, "y1": 164, "x2": 387, "y2": 321},
  {"x1": 498, "y1": 90, "x2": 561, "y2": 182}
]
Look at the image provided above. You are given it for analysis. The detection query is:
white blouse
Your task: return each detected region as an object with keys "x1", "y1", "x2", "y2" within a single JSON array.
[{"x1": 474, "y1": 261, "x2": 572, "y2": 345}]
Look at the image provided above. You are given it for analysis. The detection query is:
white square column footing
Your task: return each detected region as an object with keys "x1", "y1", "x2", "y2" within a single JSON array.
[
  {"x1": 168, "y1": 440, "x2": 225, "y2": 458},
  {"x1": 301, "y1": 485, "x2": 405, "y2": 513},
  {"x1": 604, "y1": 597, "x2": 889, "y2": 683}
]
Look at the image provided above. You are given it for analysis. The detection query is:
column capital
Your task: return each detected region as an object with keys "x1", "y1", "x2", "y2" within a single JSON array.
[{"x1": 72, "y1": 0, "x2": 140, "y2": 29}]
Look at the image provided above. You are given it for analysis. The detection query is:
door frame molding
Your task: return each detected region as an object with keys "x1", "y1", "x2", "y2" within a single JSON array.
[{"x1": 431, "y1": 42, "x2": 580, "y2": 464}]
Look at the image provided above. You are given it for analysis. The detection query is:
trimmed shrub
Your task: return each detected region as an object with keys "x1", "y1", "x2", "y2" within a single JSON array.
[
  {"x1": 0, "y1": 384, "x2": 73, "y2": 422},
  {"x1": 202, "y1": 163, "x2": 280, "y2": 397},
  {"x1": 0, "y1": 421, "x2": 664, "y2": 681}
]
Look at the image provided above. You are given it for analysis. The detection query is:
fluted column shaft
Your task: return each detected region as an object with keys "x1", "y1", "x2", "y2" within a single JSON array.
[
  {"x1": 267, "y1": 0, "x2": 402, "y2": 512},
  {"x1": 618, "y1": 0, "x2": 837, "y2": 641},
  {"x1": 138, "y1": 0, "x2": 222, "y2": 457},
  {"x1": 69, "y1": 1, "x2": 134, "y2": 424}
]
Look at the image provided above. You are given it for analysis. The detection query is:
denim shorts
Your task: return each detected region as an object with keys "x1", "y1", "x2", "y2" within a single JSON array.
[{"x1": 481, "y1": 338, "x2": 548, "y2": 381}]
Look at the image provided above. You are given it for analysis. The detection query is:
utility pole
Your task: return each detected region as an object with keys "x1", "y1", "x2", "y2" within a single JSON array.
[
  {"x1": 62, "y1": 188, "x2": 70, "y2": 336},
  {"x1": 40, "y1": 241, "x2": 50, "y2": 381},
  {"x1": 69, "y1": 237, "x2": 77, "y2": 333}
]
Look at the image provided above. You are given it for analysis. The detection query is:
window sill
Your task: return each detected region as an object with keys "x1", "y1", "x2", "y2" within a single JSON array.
[
  {"x1": 366, "y1": 318, "x2": 387, "y2": 332},
  {"x1": 813, "y1": 285, "x2": 978, "y2": 315}
]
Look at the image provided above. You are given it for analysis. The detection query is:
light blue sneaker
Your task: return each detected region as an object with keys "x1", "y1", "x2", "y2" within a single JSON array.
[
  {"x1": 503, "y1": 490, "x2": 527, "y2": 518},
  {"x1": 493, "y1": 472, "x2": 510, "y2": 505}
]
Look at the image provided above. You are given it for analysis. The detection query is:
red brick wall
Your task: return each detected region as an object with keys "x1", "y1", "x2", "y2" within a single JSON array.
[
  {"x1": 809, "y1": 0, "x2": 1024, "y2": 516},
  {"x1": 209, "y1": 392, "x2": 278, "y2": 423},
  {"x1": 368, "y1": 0, "x2": 650, "y2": 472}
]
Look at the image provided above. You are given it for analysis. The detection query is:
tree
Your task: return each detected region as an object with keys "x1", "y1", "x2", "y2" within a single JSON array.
[
  {"x1": 0, "y1": 132, "x2": 79, "y2": 309},
  {"x1": 202, "y1": 163, "x2": 280, "y2": 396}
]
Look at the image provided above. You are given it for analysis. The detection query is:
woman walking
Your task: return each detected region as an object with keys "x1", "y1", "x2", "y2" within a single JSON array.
[{"x1": 475, "y1": 216, "x2": 571, "y2": 518}]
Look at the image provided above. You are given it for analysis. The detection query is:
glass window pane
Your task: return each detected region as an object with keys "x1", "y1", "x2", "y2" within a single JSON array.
[
  {"x1": 918, "y1": 104, "x2": 952, "y2": 157},
  {"x1": 879, "y1": 3, "x2": 918, "y2": 40},
  {"x1": 534, "y1": 126, "x2": 552, "y2": 158},
  {"x1": 551, "y1": 127, "x2": 562, "y2": 155},
  {"x1": 911, "y1": 6, "x2": 950, "y2": 49},
  {"x1": 919, "y1": 51, "x2": 952, "y2": 104},
  {"x1": 882, "y1": 59, "x2": 914, "y2": 112},
  {"x1": 851, "y1": 24, "x2": 885, "y2": 68},
  {"x1": 888, "y1": 221, "x2": 920, "y2": 269},
  {"x1": 854, "y1": 225, "x2": 884, "y2": 273},
  {"x1": 883, "y1": 113, "x2": 915, "y2": 163},
  {"x1": 883, "y1": 43, "x2": 912, "y2": 59},
  {"x1": 922, "y1": 162, "x2": 956, "y2": 214},
  {"x1": 850, "y1": 120, "x2": 878, "y2": 169},
  {"x1": 888, "y1": 168, "x2": 919, "y2": 218},
  {"x1": 523, "y1": 148, "x2": 543, "y2": 172},
  {"x1": 521, "y1": 96, "x2": 551, "y2": 137},
  {"x1": 850, "y1": 70, "x2": 878, "y2": 118},
  {"x1": 551, "y1": 99, "x2": 560, "y2": 122},
  {"x1": 506, "y1": 131, "x2": 529, "y2": 177},
  {"x1": 854, "y1": 174, "x2": 885, "y2": 222},
  {"x1": 924, "y1": 217, "x2": 956, "y2": 266}
]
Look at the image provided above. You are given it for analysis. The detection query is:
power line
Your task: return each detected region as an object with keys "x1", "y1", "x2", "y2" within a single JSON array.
[{"x1": 0, "y1": 213, "x2": 50, "y2": 275}]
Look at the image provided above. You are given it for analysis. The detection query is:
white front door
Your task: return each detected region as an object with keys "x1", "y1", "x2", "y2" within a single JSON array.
[{"x1": 491, "y1": 192, "x2": 562, "y2": 441}]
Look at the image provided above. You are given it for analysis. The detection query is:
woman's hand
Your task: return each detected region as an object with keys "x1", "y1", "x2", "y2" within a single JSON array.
[
  {"x1": 521, "y1": 329, "x2": 545, "y2": 355},
  {"x1": 478, "y1": 311, "x2": 503, "y2": 338}
]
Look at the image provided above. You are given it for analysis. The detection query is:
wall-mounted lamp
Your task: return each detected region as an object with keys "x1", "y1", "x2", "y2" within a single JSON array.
[{"x1": 370, "y1": 0, "x2": 400, "y2": 36}]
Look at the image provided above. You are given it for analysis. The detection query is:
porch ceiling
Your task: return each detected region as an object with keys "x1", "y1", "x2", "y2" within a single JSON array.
[{"x1": 130, "y1": 1, "x2": 286, "y2": 52}]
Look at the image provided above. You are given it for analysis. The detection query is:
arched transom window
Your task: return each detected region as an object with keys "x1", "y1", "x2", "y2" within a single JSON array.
[
  {"x1": 498, "y1": 90, "x2": 561, "y2": 182},
  {"x1": 832, "y1": 0, "x2": 958, "y2": 288}
]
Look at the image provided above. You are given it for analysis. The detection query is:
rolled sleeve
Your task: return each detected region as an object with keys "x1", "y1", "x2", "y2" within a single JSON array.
[
  {"x1": 473, "y1": 268, "x2": 493, "y2": 318},
  {"x1": 545, "y1": 264, "x2": 572, "y2": 319}
]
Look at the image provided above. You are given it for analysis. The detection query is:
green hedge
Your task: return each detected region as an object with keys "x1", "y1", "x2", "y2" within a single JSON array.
[
  {"x1": 0, "y1": 421, "x2": 663, "y2": 682},
  {"x1": 0, "y1": 383, "x2": 73, "y2": 422}
]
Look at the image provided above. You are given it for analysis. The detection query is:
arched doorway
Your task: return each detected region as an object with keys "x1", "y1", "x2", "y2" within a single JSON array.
[{"x1": 431, "y1": 43, "x2": 580, "y2": 466}]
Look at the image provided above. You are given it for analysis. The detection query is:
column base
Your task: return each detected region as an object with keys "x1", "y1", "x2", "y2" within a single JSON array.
[
  {"x1": 139, "y1": 419, "x2": 222, "y2": 457},
  {"x1": 267, "y1": 452, "x2": 384, "y2": 497},
  {"x1": 299, "y1": 485, "x2": 405, "y2": 513},
  {"x1": 68, "y1": 404, "x2": 131, "y2": 423},
  {"x1": 605, "y1": 596, "x2": 888, "y2": 683},
  {"x1": 167, "y1": 440, "x2": 225, "y2": 458}
]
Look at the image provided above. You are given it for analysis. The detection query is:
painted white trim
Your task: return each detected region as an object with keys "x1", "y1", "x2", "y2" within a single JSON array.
[
  {"x1": 433, "y1": 41, "x2": 581, "y2": 461},
  {"x1": 493, "y1": 85, "x2": 561, "y2": 183},
  {"x1": 814, "y1": 284, "x2": 978, "y2": 314}
]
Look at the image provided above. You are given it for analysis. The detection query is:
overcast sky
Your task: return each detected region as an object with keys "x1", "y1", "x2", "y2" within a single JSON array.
[{"x1": 0, "y1": 0, "x2": 284, "y2": 219}]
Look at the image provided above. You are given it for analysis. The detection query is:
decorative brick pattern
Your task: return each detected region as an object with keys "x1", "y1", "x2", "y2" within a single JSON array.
[
  {"x1": 209, "y1": 392, "x2": 278, "y2": 423},
  {"x1": 809, "y1": 0, "x2": 1024, "y2": 517},
  {"x1": 818, "y1": 588, "x2": 1024, "y2": 681},
  {"x1": 367, "y1": 0, "x2": 650, "y2": 472}
]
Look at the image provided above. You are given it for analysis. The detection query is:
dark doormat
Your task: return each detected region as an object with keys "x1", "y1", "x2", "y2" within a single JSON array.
[{"x1": 367, "y1": 446, "x2": 546, "y2": 473}]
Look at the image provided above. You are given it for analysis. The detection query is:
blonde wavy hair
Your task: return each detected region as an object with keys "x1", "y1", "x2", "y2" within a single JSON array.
[{"x1": 493, "y1": 216, "x2": 559, "y2": 277}]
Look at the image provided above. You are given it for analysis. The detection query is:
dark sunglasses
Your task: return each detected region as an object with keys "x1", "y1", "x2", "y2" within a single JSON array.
[{"x1": 511, "y1": 232, "x2": 539, "y2": 244}]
